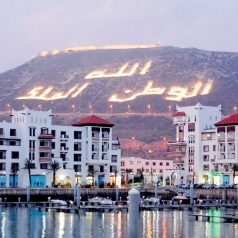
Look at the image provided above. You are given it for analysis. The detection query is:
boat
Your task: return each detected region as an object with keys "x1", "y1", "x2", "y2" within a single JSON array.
[
  {"x1": 88, "y1": 197, "x2": 113, "y2": 205},
  {"x1": 144, "y1": 197, "x2": 160, "y2": 203},
  {"x1": 51, "y1": 199, "x2": 67, "y2": 206}
]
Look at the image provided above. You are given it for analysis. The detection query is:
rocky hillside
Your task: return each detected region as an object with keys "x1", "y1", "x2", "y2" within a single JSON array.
[{"x1": 0, "y1": 46, "x2": 238, "y2": 158}]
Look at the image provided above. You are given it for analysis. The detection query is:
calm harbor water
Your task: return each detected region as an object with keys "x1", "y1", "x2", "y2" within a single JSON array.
[{"x1": 0, "y1": 207, "x2": 238, "y2": 238}]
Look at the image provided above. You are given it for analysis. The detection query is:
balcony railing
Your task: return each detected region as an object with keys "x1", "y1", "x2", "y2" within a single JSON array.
[
  {"x1": 39, "y1": 146, "x2": 52, "y2": 151},
  {"x1": 39, "y1": 157, "x2": 52, "y2": 163},
  {"x1": 60, "y1": 135, "x2": 69, "y2": 140}
]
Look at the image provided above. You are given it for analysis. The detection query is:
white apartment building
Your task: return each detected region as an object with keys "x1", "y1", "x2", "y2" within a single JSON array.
[
  {"x1": 121, "y1": 157, "x2": 174, "y2": 186},
  {"x1": 0, "y1": 108, "x2": 121, "y2": 188},
  {"x1": 213, "y1": 114, "x2": 238, "y2": 185},
  {"x1": 167, "y1": 103, "x2": 222, "y2": 185}
]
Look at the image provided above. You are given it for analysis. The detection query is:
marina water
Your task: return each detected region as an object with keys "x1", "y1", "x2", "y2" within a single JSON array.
[{"x1": 0, "y1": 207, "x2": 238, "y2": 237}]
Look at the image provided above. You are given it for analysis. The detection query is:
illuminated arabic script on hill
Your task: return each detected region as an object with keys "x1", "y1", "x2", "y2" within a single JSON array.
[{"x1": 16, "y1": 61, "x2": 213, "y2": 102}]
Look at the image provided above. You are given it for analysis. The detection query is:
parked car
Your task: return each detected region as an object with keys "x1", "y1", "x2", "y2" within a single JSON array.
[{"x1": 201, "y1": 184, "x2": 219, "y2": 189}]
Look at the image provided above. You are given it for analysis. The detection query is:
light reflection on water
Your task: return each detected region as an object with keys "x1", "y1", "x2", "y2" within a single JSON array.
[{"x1": 0, "y1": 207, "x2": 238, "y2": 238}]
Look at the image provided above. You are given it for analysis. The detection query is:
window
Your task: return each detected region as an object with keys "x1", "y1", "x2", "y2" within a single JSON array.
[
  {"x1": 11, "y1": 163, "x2": 19, "y2": 171},
  {"x1": 188, "y1": 136, "x2": 195, "y2": 143},
  {"x1": 74, "y1": 131, "x2": 82, "y2": 139},
  {"x1": 203, "y1": 165, "x2": 209, "y2": 171},
  {"x1": 29, "y1": 140, "x2": 35, "y2": 149},
  {"x1": 74, "y1": 165, "x2": 81, "y2": 172},
  {"x1": 74, "y1": 142, "x2": 82, "y2": 151},
  {"x1": 145, "y1": 162, "x2": 149, "y2": 166},
  {"x1": 153, "y1": 162, "x2": 156, "y2": 166},
  {"x1": 160, "y1": 162, "x2": 163, "y2": 166},
  {"x1": 110, "y1": 165, "x2": 117, "y2": 173},
  {"x1": 11, "y1": 151, "x2": 19, "y2": 159},
  {"x1": 166, "y1": 162, "x2": 169, "y2": 166},
  {"x1": 121, "y1": 161, "x2": 125, "y2": 166},
  {"x1": 100, "y1": 166, "x2": 104, "y2": 173},
  {"x1": 0, "y1": 163, "x2": 6, "y2": 170},
  {"x1": 29, "y1": 152, "x2": 35, "y2": 160},
  {"x1": 0, "y1": 128, "x2": 3, "y2": 136},
  {"x1": 213, "y1": 145, "x2": 216, "y2": 152},
  {"x1": 52, "y1": 142, "x2": 55, "y2": 149},
  {"x1": 203, "y1": 155, "x2": 209, "y2": 162},
  {"x1": 203, "y1": 145, "x2": 209, "y2": 152},
  {"x1": 111, "y1": 155, "x2": 117, "y2": 163},
  {"x1": 0, "y1": 151, "x2": 6, "y2": 160},
  {"x1": 51, "y1": 130, "x2": 56, "y2": 136},
  {"x1": 29, "y1": 127, "x2": 36, "y2": 137},
  {"x1": 40, "y1": 164, "x2": 48, "y2": 169},
  {"x1": 189, "y1": 147, "x2": 195, "y2": 154},
  {"x1": 188, "y1": 123, "x2": 195, "y2": 132},
  {"x1": 74, "y1": 154, "x2": 81, "y2": 162},
  {"x1": 41, "y1": 128, "x2": 48, "y2": 134},
  {"x1": 10, "y1": 129, "x2": 16, "y2": 136}
]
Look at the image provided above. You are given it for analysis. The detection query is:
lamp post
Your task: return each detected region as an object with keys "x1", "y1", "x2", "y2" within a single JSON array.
[
  {"x1": 89, "y1": 104, "x2": 92, "y2": 114},
  {"x1": 234, "y1": 106, "x2": 237, "y2": 114},
  {"x1": 127, "y1": 105, "x2": 131, "y2": 113},
  {"x1": 147, "y1": 104, "x2": 151, "y2": 113},
  {"x1": 109, "y1": 104, "x2": 113, "y2": 114},
  {"x1": 72, "y1": 104, "x2": 75, "y2": 113}
]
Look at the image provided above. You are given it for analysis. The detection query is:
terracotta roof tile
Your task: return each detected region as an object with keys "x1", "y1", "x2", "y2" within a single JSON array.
[
  {"x1": 72, "y1": 115, "x2": 114, "y2": 127},
  {"x1": 173, "y1": 111, "x2": 186, "y2": 117},
  {"x1": 215, "y1": 114, "x2": 238, "y2": 126}
]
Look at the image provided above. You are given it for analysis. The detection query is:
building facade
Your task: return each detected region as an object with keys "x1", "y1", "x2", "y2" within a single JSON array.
[
  {"x1": 167, "y1": 103, "x2": 222, "y2": 185},
  {"x1": 0, "y1": 108, "x2": 121, "y2": 188},
  {"x1": 213, "y1": 114, "x2": 238, "y2": 185},
  {"x1": 121, "y1": 157, "x2": 174, "y2": 186}
]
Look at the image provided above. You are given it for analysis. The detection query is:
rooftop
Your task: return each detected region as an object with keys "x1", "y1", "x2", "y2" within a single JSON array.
[
  {"x1": 72, "y1": 115, "x2": 114, "y2": 127},
  {"x1": 215, "y1": 114, "x2": 238, "y2": 126}
]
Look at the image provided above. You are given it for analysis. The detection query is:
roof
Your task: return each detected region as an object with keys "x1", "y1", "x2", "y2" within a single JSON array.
[
  {"x1": 215, "y1": 114, "x2": 238, "y2": 126},
  {"x1": 38, "y1": 134, "x2": 55, "y2": 139},
  {"x1": 72, "y1": 115, "x2": 114, "y2": 127},
  {"x1": 173, "y1": 111, "x2": 186, "y2": 117}
]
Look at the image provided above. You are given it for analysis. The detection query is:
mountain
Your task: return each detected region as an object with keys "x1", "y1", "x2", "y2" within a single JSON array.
[{"x1": 0, "y1": 46, "x2": 238, "y2": 158}]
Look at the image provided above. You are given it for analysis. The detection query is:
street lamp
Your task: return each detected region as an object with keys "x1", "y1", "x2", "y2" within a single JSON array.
[
  {"x1": 147, "y1": 104, "x2": 151, "y2": 113},
  {"x1": 89, "y1": 104, "x2": 92, "y2": 114},
  {"x1": 72, "y1": 104, "x2": 75, "y2": 113},
  {"x1": 109, "y1": 104, "x2": 113, "y2": 114},
  {"x1": 234, "y1": 106, "x2": 237, "y2": 114},
  {"x1": 127, "y1": 105, "x2": 131, "y2": 113},
  {"x1": 6, "y1": 104, "x2": 11, "y2": 112}
]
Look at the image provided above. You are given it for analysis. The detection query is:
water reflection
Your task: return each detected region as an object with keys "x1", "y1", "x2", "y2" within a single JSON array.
[{"x1": 0, "y1": 207, "x2": 237, "y2": 237}]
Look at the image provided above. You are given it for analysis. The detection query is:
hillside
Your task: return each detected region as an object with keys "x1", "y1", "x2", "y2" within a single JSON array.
[{"x1": 0, "y1": 46, "x2": 238, "y2": 158}]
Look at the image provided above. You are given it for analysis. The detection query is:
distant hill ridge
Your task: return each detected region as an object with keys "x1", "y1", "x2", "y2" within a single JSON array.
[{"x1": 0, "y1": 46, "x2": 237, "y2": 154}]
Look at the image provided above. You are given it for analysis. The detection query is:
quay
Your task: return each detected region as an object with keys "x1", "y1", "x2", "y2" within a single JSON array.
[{"x1": 1, "y1": 199, "x2": 238, "y2": 212}]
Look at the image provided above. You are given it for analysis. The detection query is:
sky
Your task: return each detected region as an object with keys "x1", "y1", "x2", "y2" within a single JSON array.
[{"x1": 0, "y1": 0, "x2": 238, "y2": 73}]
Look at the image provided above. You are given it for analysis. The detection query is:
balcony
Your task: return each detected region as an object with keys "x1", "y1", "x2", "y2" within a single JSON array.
[
  {"x1": 174, "y1": 159, "x2": 184, "y2": 164},
  {"x1": 39, "y1": 146, "x2": 52, "y2": 151},
  {"x1": 39, "y1": 157, "x2": 52, "y2": 163},
  {"x1": 60, "y1": 147, "x2": 69, "y2": 152},
  {"x1": 60, "y1": 135, "x2": 69, "y2": 141}
]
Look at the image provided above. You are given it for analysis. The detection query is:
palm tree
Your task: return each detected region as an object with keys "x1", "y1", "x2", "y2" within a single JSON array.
[
  {"x1": 125, "y1": 169, "x2": 132, "y2": 188},
  {"x1": 232, "y1": 163, "x2": 238, "y2": 184},
  {"x1": 114, "y1": 169, "x2": 118, "y2": 188},
  {"x1": 10, "y1": 166, "x2": 18, "y2": 188},
  {"x1": 23, "y1": 159, "x2": 34, "y2": 187},
  {"x1": 49, "y1": 160, "x2": 61, "y2": 187},
  {"x1": 88, "y1": 167, "x2": 98, "y2": 186}
]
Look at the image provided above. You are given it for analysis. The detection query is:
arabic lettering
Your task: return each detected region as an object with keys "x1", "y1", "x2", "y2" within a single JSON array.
[
  {"x1": 85, "y1": 61, "x2": 152, "y2": 79},
  {"x1": 16, "y1": 83, "x2": 89, "y2": 101},
  {"x1": 109, "y1": 81, "x2": 212, "y2": 102},
  {"x1": 165, "y1": 81, "x2": 213, "y2": 101},
  {"x1": 109, "y1": 81, "x2": 166, "y2": 102}
]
